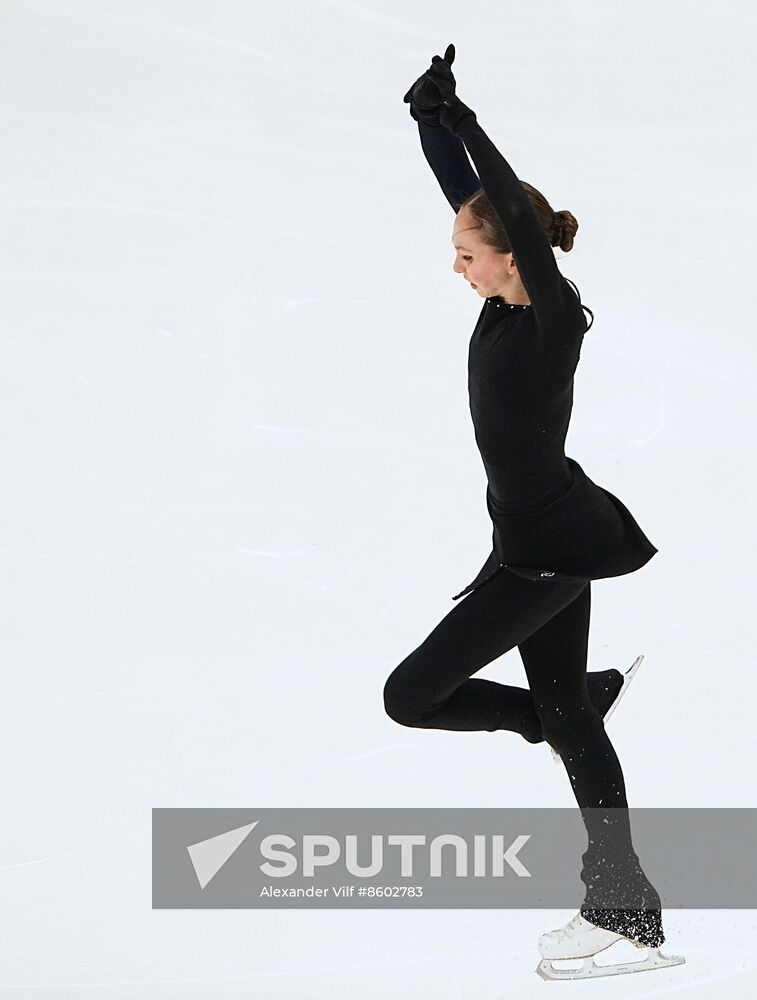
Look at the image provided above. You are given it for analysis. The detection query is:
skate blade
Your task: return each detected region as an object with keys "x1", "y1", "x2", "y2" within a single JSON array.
[
  {"x1": 603, "y1": 653, "x2": 644, "y2": 726},
  {"x1": 536, "y1": 947, "x2": 685, "y2": 981},
  {"x1": 550, "y1": 653, "x2": 644, "y2": 765}
]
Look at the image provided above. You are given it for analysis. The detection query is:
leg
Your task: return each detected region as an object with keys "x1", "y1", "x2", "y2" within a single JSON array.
[
  {"x1": 519, "y1": 585, "x2": 662, "y2": 932},
  {"x1": 383, "y1": 567, "x2": 588, "y2": 743},
  {"x1": 518, "y1": 584, "x2": 629, "y2": 809}
]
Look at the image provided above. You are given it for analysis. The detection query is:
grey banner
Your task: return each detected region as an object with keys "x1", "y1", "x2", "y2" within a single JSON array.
[{"x1": 152, "y1": 808, "x2": 757, "y2": 908}]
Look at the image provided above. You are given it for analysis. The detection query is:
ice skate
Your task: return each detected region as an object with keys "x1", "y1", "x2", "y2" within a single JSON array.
[
  {"x1": 550, "y1": 654, "x2": 644, "y2": 763},
  {"x1": 535, "y1": 911, "x2": 685, "y2": 980}
]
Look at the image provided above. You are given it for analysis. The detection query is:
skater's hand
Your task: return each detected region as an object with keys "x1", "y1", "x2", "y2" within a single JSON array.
[
  {"x1": 403, "y1": 43, "x2": 458, "y2": 125},
  {"x1": 438, "y1": 94, "x2": 477, "y2": 133}
]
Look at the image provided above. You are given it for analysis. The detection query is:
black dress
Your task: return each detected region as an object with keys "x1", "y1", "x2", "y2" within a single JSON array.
[{"x1": 414, "y1": 114, "x2": 658, "y2": 601}]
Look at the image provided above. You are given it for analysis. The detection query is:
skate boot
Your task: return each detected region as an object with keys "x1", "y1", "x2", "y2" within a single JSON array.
[
  {"x1": 550, "y1": 654, "x2": 644, "y2": 763},
  {"x1": 536, "y1": 910, "x2": 685, "y2": 980}
]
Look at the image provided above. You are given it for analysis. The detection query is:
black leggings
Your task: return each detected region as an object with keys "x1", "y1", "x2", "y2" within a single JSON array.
[{"x1": 383, "y1": 566, "x2": 655, "y2": 910}]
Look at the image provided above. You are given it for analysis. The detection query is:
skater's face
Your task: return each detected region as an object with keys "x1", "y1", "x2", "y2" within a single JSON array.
[{"x1": 452, "y1": 207, "x2": 528, "y2": 303}]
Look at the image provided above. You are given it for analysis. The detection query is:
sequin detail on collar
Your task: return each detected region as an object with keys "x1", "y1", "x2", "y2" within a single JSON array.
[{"x1": 486, "y1": 297, "x2": 531, "y2": 311}]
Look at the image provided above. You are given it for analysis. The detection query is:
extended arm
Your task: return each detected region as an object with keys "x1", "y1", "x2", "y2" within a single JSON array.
[
  {"x1": 417, "y1": 119, "x2": 482, "y2": 213},
  {"x1": 444, "y1": 103, "x2": 565, "y2": 324}
]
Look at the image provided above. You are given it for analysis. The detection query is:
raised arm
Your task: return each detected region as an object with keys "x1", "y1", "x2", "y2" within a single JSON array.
[
  {"x1": 445, "y1": 104, "x2": 565, "y2": 324},
  {"x1": 404, "y1": 50, "x2": 481, "y2": 213},
  {"x1": 404, "y1": 45, "x2": 566, "y2": 326},
  {"x1": 416, "y1": 119, "x2": 482, "y2": 213}
]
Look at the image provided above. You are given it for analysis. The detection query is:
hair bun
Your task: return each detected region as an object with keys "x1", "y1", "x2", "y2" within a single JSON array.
[{"x1": 552, "y1": 210, "x2": 577, "y2": 252}]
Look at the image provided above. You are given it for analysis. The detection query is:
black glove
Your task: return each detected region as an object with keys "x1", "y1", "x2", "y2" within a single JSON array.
[
  {"x1": 403, "y1": 43, "x2": 457, "y2": 125},
  {"x1": 438, "y1": 95, "x2": 477, "y2": 133}
]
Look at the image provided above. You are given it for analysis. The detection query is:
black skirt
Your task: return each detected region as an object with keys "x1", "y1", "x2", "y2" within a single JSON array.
[{"x1": 451, "y1": 456, "x2": 658, "y2": 601}]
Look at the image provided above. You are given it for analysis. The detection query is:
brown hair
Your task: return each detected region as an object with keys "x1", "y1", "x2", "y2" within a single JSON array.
[{"x1": 459, "y1": 182, "x2": 578, "y2": 254}]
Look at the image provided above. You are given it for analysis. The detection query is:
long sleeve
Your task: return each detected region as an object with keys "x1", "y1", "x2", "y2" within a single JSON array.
[
  {"x1": 417, "y1": 120, "x2": 482, "y2": 213},
  {"x1": 448, "y1": 110, "x2": 565, "y2": 326}
]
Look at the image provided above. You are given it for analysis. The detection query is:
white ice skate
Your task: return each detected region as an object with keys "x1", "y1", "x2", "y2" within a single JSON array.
[
  {"x1": 536, "y1": 911, "x2": 685, "y2": 980},
  {"x1": 550, "y1": 654, "x2": 644, "y2": 764}
]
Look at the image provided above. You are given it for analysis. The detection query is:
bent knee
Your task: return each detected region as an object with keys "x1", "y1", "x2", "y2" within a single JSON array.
[
  {"x1": 383, "y1": 680, "x2": 415, "y2": 726},
  {"x1": 383, "y1": 675, "x2": 431, "y2": 727}
]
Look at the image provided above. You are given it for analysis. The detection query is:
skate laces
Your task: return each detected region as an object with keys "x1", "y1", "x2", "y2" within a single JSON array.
[{"x1": 557, "y1": 912, "x2": 586, "y2": 939}]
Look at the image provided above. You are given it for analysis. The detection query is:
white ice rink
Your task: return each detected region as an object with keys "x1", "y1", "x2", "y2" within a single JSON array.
[{"x1": 1, "y1": 0, "x2": 756, "y2": 996}]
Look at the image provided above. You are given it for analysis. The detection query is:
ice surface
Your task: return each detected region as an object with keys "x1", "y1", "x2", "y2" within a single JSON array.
[{"x1": 1, "y1": 0, "x2": 755, "y2": 996}]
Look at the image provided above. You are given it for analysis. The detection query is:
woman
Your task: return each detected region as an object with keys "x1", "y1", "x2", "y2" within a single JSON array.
[{"x1": 383, "y1": 45, "x2": 682, "y2": 979}]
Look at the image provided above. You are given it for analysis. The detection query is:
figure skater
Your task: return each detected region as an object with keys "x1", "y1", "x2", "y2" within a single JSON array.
[{"x1": 383, "y1": 45, "x2": 684, "y2": 980}]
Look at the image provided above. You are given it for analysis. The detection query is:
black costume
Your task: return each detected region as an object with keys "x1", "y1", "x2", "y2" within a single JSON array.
[
  {"x1": 383, "y1": 97, "x2": 665, "y2": 949},
  {"x1": 413, "y1": 116, "x2": 658, "y2": 600}
]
